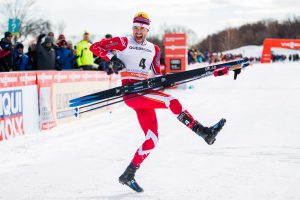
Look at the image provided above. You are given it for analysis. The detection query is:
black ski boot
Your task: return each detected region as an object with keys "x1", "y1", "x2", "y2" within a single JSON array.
[
  {"x1": 177, "y1": 111, "x2": 226, "y2": 145},
  {"x1": 192, "y1": 119, "x2": 226, "y2": 145},
  {"x1": 119, "y1": 162, "x2": 144, "y2": 193}
]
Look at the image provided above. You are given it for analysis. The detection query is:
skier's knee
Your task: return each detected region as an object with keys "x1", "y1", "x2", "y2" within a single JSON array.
[{"x1": 138, "y1": 130, "x2": 159, "y2": 155}]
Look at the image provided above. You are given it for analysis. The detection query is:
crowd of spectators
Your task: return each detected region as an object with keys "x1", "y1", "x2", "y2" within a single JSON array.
[
  {"x1": 188, "y1": 48, "x2": 300, "y2": 64},
  {"x1": 0, "y1": 31, "x2": 116, "y2": 73},
  {"x1": 188, "y1": 48, "x2": 243, "y2": 64},
  {"x1": 271, "y1": 54, "x2": 287, "y2": 62},
  {"x1": 270, "y1": 53, "x2": 300, "y2": 62},
  {"x1": 1, "y1": 31, "x2": 300, "y2": 73},
  {"x1": 288, "y1": 54, "x2": 299, "y2": 61}
]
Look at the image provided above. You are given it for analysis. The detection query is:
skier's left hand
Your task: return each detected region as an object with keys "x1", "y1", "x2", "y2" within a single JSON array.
[{"x1": 109, "y1": 55, "x2": 126, "y2": 73}]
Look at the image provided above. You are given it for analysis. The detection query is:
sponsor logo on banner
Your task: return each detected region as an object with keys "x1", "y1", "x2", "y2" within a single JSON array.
[
  {"x1": 54, "y1": 73, "x2": 68, "y2": 83},
  {"x1": 0, "y1": 75, "x2": 18, "y2": 87},
  {"x1": 39, "y1": 87, "x2": 56, "y2": 129},
  {"x1": 19, "y1": 73, "x2": 37, "y2": 85},
  {"x1": 281, "y1": 42, "x2": 300, "y2": 49},
  {"x1": 0, "y1": 90, "x2": 24, "y2": 141},
  {"x1": 165, "y1": 54, "x2": 186, "y2": 58},
  {"x1": 165, "y1": 45, "x2": 187, "y2": 51},
  {"x1": 56, "y1": 92, "x2": 79, "y2": 119},
  {"x1": 68, "y1": 73, "x2": 81, "y2": 81},
  {"x1": 165, "y1": 37, "x2": 185, "y2": 42}
]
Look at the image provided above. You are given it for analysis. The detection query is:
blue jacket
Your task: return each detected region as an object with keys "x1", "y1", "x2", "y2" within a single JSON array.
[
  {"x1": 55, "y1": 47, "x2": 76, "y2": 70},
  {"x1": 13, "y1": 48, "x2": 30, "y2": 71}
]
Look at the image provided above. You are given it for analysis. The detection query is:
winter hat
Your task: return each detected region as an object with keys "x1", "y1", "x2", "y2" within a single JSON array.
[
  {"x1": 58, "y1": 34, "x2": 65, "y2": 40},
  {"x1": 44, "y1": 36, "x2": 53, "y2": 43},
  {"x1": 48, "y1": 32, "x2": 54, "y2": 37},
  {"x1": 5, "y1": 31, "x2": 12, "y2": 38},
  {"x1": 105, "y1": 34, "x2": 112, "y2": 39},
  {"x1": 133, "y1": 12, "x2": 150, "y2": 30},
  {"x1": 16, "y1": 43, "x2": 24, "y2": 49}
]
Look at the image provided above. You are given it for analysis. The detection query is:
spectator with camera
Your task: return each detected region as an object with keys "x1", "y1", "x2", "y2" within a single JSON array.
[{"x1": 57, "y1": 34, "x2": 66, "y2": 45}]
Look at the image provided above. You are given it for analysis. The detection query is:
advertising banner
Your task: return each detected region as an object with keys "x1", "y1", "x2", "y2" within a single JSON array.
[
  {"x1": 261, "y1": 38, "x2": 300, "y2": 63},
  {"x1": 0, "y1": 72, "x2": 39, "y2": 141},
  {"x1": 37, "y1": 71, "x2": 116, "y2": 129},
  {"x1": 0, "y1": 71, "x2": 121, "y2": 137},
  {"x1": 164, "y1": 34, "x2": 187, "y2": 73},
  {"x1": 0, "y1": 90, "x2": 23, "y2": 140}
]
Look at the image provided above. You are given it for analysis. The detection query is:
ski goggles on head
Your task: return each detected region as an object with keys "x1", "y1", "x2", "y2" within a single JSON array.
[{"x1": 133, "y1": 12, "x2": 150, "y2": 30}]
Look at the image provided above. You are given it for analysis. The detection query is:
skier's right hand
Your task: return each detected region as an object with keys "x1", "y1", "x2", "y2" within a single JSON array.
[{"x1": 109, "y1": 55, "x2": 126, "y2": 74}]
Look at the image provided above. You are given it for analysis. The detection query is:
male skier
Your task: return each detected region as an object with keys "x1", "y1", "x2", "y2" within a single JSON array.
[{"x1": 89, "y1": 12, "x2": 226, "y2": 192}]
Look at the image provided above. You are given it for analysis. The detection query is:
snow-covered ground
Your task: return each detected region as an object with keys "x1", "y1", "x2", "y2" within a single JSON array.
[
  {"x1": 1, "y1": 62, "x2": 300, "y2": 200},
  {"x1": 223, "y1": 45, "x2": 300, "y2": 58}
]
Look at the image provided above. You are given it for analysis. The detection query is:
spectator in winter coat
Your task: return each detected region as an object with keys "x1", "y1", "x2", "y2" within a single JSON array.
[
  {"x1": 36, "y1": 34, "x2": 56, "y2": 70},
  {"x1": 67, "y1": 40, "x2": 78, "y2": 68},
  {"x1": 13, "y1": 43, "x2": 30, "y2": 71},
  {"x1": 0, "y1": 46, "x2": 10, "y2": 70},
  {"x1": 0, "y1": 32, "x2": 14, "y2": 72},
  {"x1": 26, "y1": 41, "x2": 38, "y2": 70},
  {"x1": 76, "y1": 31, "x2": 94, "y2": 70},
  {"x1": 56, "y1": 40, "x2": 76, "y2": 70}
]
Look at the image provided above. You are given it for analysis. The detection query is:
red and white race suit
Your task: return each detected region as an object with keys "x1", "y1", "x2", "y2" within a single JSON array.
[{"x1": 90, "y1": 36, "x2": 197, "y2": 166}]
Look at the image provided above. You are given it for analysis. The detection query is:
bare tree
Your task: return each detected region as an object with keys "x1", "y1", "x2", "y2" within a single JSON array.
[
  {"x1": 287, "y1": 15, "x2": 300, "y2": 38},
  {"x1": 196, "y1": 16, "x2": 299, "y2": 52},
  {"x1": 218, "y1": 28, "x2": 240, "y2": 51},
  {"x1": 56, "y1": 20, "x2": 66, "y2": 35},
  {"x1": 159, "y1": 23, "x2": 199, "y2": 47},
  {"x1": 0, "y1": 0, "x2": 52, "y2": 42}
]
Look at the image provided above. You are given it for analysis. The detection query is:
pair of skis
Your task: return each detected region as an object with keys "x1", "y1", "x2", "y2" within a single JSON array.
[{"x1": 69, "y1": 58, "x2": 250, "y2": 116}]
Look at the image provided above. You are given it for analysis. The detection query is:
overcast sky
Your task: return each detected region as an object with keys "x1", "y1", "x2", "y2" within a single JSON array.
[{"x1": 14, "y1": 0, "x2": 300, "y2": 42}]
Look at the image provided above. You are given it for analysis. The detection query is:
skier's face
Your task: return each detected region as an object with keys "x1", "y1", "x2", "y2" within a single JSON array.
[{"x1": 133, "y1": 26, "x2": 149, "y2": 44}]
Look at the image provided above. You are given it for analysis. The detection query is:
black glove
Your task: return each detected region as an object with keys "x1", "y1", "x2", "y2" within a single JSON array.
[
  {"x1": 109, "y1": 55, "x2": 125, "y2": 74},
  {"x1": 37, "y1": 33, "x2": 46, "y2": 43}
]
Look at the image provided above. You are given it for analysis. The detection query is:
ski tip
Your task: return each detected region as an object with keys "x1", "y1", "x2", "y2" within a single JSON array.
[
  {"x1": 69, "y1": 98, "x2": 80, "y2": 104},
  {"x1": 69, "y1": 95, "x2": 98, "y2": 104},
  {"x1": 69, "y1": 103, "x2": 76, "y2": 108},
  {"x1": 69, "y1": 102, "x2": 81, "y2": 107},
  {"x1": 73, "y1": 107, "x2": 79, "y2": 118}
]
